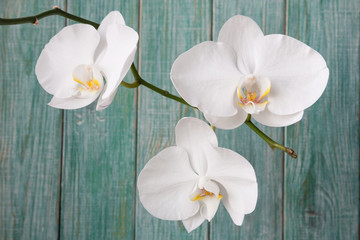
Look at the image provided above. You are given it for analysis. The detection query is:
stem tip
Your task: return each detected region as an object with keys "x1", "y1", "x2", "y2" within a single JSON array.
[{"x1": 286, "y1": 148, "x2": 297, "y2": 159}]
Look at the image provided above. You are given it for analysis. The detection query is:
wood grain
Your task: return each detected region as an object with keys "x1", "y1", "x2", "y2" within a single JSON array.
[
  {"x1": 0, "y1": 0, "x2": 359, "y2": 239},
  {"x1": 135, "y1": 0, "x2": 211, "y2": 239},
  {"x1": 59, "y1": 1, "x2": 139, "y2": 239},
  {"x1": 284, "y1": 0, "x2": 359, "y2": 239},
  {"x1": 211, "y1": 1, "x2": 285, "y2": 239},
  {"x1": 0, "y1": 1, "x2": 64, "y2": 239}
]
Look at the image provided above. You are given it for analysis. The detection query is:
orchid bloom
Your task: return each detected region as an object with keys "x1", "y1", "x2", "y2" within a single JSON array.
[
  {"x1": 171, "y1": 15, "x2": 329, "y2": 129},
  {"x1": 137, "y1": 117, "x2": 257, "y2": 232},
  {"x1": 35, "y1": 11, "x2": 138, "y2": 110}
]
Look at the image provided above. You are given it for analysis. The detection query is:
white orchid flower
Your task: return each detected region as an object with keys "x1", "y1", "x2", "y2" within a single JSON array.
[
  {"x1": 137, "y1": 117, "x2": 257, "y2": 232},
  {"x1": 35, "y1": 11, "x2": 138, "y2": 110},
  {"x1": 171, "y1": 15, "x2": 329, "y2": 129}
]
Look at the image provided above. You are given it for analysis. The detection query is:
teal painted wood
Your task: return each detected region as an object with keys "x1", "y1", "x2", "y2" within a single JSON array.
[
  {"x1": 211, "y1": 1, "x2": 284, "y2": 239},
  {"x1": 0, "y1": 1, "x2": 64, "y2": 239},
  {"x1": 135, "y1": 0, "x2": 211, "y2": 239},
  {"x1": 60, "y1": 1, "x2": 138, "y2": 239},
  {"x1": 1, "y1": 1, "x2": 359, "y2": 240},
  {"x1": 284, "y1": 0, "x2": 359, "y2": 239}
]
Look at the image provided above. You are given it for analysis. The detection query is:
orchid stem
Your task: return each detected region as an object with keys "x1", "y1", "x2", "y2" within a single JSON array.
[
  {"x1": 244, "y1": 114, "x2": 297, "y2": 158},
  {"x1": 0, "y1": 7, "x2": 99, "y2": 28},
  {"x1": 122, "y1": 64, "x2": 193, "y2": 107}
]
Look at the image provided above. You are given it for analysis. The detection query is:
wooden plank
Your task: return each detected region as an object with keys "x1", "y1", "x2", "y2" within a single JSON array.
[
  {"x1": 135, "y1": 0, "x2": 211, "y2": 239},
  {"x1": 284, "y1": 0, "x2": 359, "y2": 239},
  {"x1": 0, "y1": 1, "x2": 64, "y2": 239},
  {"x1": 60, "y1": 1, "x2": 138, "y2": 239},
  {"x1": 211, "y1": 1, "x2": 284, "y2": 239}
]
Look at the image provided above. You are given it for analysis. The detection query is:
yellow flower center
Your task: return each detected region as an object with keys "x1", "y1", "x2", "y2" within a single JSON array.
[
  {"x1": 237, "y1": 75, "x2": 271, "y2": 114},
  {"x1": 71, "y1": 65, "x2": 104, "y2": 98},
  {"x1": 191, "y1": 188, "x2": 223, "y2": 201},
  {"x1": 73, "y1": 76, "x2": 101, "y2": 92}
]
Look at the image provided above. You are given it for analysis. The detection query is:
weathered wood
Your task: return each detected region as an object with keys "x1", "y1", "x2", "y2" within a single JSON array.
[
  {"x1": 0, "y1": 1, "x2": 64, "y2": 239},
  {"x1": 135, "y1": 0, "x2": 211, "y2": 239},
  {"x1": 284, "y1": 0, "x2": 359, "y2": 239},
  {"x1": 211, "y1": 1, "x2": 284, "y2": 239},
  {"x1": 1, "y1": 1, "x2": 359, "y2": 240},
  {"x1": 59, "y1": 1, "x2": 138, "y2": 239}
]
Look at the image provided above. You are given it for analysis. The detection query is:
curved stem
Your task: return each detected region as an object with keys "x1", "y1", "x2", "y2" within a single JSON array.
[
  {"x1": 120, "y1": 79, "x2": 140, "y2": 88},
  {"x1": 245, "y1": 114, "x2": 297, "y2": 159},
  {"x1": 126, "y1": 64, "x2": 193, "y2": 107},
  {"x1": 0, "y1": 7, "x2": 99, "y2": 28}
]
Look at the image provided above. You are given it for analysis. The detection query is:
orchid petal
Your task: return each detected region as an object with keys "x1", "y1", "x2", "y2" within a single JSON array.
[
  {"x1": 218, "y1": 15, "x2": 264, "y2": 74},
  {"x1": 206, "y1": 147, "x2": 257, "y2": 216},
  {"x1": 191, "y1": 179, "x2": 221, "y2": 221},
  {"x1": 252, "y1": 108, "x2": 304, "y2": 127},
  {"x1": 137, "y1": 147, "x2": 199, "y2": 221},
  {"x1": 182, "y1": 212, "x2": 205, "y2": 233},
  {"x1": 96, "y1": 24, "x2": 138, "y2": 100},
  {"x1": 175, "y1": 117, "x2": 218, "y2": 176},
  {"x1": 202, "y1": 180, "x2": 220, "y2": 196},
  {"x1": 238, "y1": 101, "x2": 268, "y2": 115},
  {"x1": 35, "y1": 24, "x2": 100, "y2": 98},
  {"x1": 48, "y1": 95, "x2": 98, "y2": 110},
  {"x1": 200, "y1": 194, "x2": 221, "y2": 221},
  {"x1": 95, "y1": 85, "x2": 118, "y2": 111},
  {"x1": 204, "y1": 108, "x2": 247, "y2": 130},
  {"x1": 94, "y1": 11, "x2": 126, "y2": 60},
  {"x1": 218, "y1": 184, "x2": 245, "y2": 225},
  {"x1": 98, "y1": 11, "x2": 125, "y2": 33},
  {"x1": 171, "y1": 41, "x2": 242, "y2": 117},
  {"x1": 254, "y1": 34, "x2": 329, "y2": 115}
]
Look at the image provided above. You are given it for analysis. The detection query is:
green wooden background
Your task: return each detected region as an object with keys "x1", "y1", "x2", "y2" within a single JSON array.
[{"x1": 0, "y1": 0, "x2": 358, "y2": 239}]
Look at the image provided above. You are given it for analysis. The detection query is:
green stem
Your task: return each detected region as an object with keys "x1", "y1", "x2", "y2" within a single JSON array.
[
  {"x1": 121, "y1": 64, "x2": 193, "y2": 107},
  {"x1": 0, "y1": 7, "x2": 99, "y2": 28},
  {"x1": 245, "y1": 114, "x2": 297, "y2": 159}
]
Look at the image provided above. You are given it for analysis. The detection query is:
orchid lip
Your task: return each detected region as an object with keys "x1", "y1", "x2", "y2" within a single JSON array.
[
  {"x1": 189, "y1": 178, "x2": 223, "y2": 221},
  {"x1": 191, "y1": 188, "x2": 223, "y2": 202},
  {"x1": 237, "y1": 74, "x2": 271, "y2": 114},
  {"x1": 71, "y1": 64, "x2": 104, "y2": 98}
]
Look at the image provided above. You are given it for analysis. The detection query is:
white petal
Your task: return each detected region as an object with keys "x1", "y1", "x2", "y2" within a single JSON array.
[
  {"x1": 95, "y1": 85, "x2": 118, "y2": 111},
  {"x1": 200, "y1": 195, "x2": 221, "y2": 221},
  {"x1": 254, "y1": 34, "x2": 329, "y2": 115},
  {"x1": 218, "y1": 15, "x2": 264, "y2": 74},
  {"x1": 204, "y1": 108, "x2": 247, "y2": 130},
  {"x1": 218, "y1": 184, "x2": 245, "y2": 225},
  {"x1": 202, "y1": 180, "x2": 220, "y2": 196},
  {"x1": 48, "y1": 95, "x2": 98, "y2": 110},
  {"x1": 175, "y1": 117, "x2": 218, "y2": 176},
  {"x1": 252, "y1": 108, "x2": 304, "y2": 127},
  {"x1": 238, "y1": 101, "x2": 268, "y2": 115},
  {"x1": 182, "y1": 211, "x2": 205, "y2": 233},
  {"x1": 94, "y1": 11, "x2": 125, "y2": 61},
  {"x1": 171, "y1": 41, "x2": 242, "y2": 117},
  {"x1": 137, "y1": 147, "x2": 199, "y2": 221},
  {"x1": 35, "y1": 24, "x2": 100, "y2": 97},
  {"x1": 96, "y1": 24, "x2": 138, "y2": 99},
  {"x1": 206, "y1": 147, "x2": 258, "y2": 215},
  {"x1": 99, "y1": 11, "x2": 125, "y2": 31}
]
